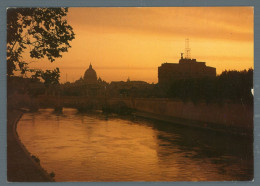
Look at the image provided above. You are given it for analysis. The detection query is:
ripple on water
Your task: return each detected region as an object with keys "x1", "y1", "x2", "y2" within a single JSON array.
[{"x1": 17, "y1": 108, "x2": 253, "y2": 181}]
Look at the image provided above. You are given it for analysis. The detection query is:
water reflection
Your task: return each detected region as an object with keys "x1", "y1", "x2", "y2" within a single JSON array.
[
  {"x1": 17, "y1": 108, "x2": 253, "y2": 181},
  {"x1": 148, "y1": 120, "x2": 253, "y2": 181}
]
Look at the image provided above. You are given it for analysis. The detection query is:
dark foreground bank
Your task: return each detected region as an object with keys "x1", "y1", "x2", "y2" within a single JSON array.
[{"x1": 7, "y1": 109, "x2": 54, "y2": 182}]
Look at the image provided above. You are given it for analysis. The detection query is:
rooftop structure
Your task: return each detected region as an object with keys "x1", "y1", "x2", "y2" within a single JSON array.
[{"x1": 158, "y1": 53, "x2": 216, "y2": 86}]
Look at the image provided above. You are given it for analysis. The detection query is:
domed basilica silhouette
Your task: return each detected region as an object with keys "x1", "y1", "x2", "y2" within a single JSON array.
[{"x1": 84, "y1": 63, "x2": 97, "y2": 84}]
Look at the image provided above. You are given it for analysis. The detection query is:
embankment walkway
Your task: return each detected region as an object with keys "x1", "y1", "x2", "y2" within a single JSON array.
[{"x1": 7, "y1": 109, "x2": 54, "y2": 182}]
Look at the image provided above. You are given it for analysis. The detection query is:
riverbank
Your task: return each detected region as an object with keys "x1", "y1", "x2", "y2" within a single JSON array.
[
  {"x1": 108, "y1": 98, "x2": 253, "y2": 137},
  {"x1": 7, "y1": 109, "x2": 54, "y2": 182},
  {"x1": 134, "y1": 111, "x2": 253, "y2": 137}
]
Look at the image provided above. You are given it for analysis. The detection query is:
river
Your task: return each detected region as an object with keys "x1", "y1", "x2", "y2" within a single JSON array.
[{"x1": 17, "y1": 108, "x2": 253, "y2": 181}]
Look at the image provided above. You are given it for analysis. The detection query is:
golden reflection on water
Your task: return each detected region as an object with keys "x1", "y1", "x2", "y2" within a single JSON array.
[{"x1": 17, "y1": 108, "x2": 253, "y2": 181}]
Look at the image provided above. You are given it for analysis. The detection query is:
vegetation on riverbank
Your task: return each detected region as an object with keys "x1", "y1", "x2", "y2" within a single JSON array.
[{"x1": 167, "y1": 69, "x2": 253, "y2": 105}]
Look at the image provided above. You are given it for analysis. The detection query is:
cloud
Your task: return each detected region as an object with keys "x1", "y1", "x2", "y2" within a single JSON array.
[{"x1": 67, "y1": 7, "x2": 253, "y2": 42}]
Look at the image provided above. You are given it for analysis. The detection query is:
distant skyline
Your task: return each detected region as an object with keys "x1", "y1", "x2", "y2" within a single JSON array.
[{"x1": 28, "y1": 7, "x2": 254, "y2": 83}]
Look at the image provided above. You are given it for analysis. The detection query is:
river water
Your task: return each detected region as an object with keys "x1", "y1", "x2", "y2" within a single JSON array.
[{"x1": 17, "y1": 108, "x2": 253, "y2": 181}]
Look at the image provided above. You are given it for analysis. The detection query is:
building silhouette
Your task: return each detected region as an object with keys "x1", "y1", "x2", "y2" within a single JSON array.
[
  {"x1": 84, "y1": 63, "x2": 98, "y2": 84},
  {"x1": 108, "y1": 80, "x2": 150, "y2": 97},
  {"x1": 81, "y1": 63, "x2": 99, "y2": 96},
  {"x1": 158, "y1": 53, "x2": 216, "y2": 86}
]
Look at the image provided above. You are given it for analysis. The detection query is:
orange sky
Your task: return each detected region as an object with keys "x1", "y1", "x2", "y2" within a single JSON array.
[{"x1": 29, "y1": 7, "x2": 254, "y2": 83}]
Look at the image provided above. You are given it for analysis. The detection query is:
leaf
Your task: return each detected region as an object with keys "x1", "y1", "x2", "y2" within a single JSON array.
[{"x1": 7, "y1": 8, "x2": 75, "y2": 77}]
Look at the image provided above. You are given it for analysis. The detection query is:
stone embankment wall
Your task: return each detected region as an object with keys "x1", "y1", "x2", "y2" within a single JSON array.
[
  {"x1": 109, "y1": 98, "x2": 253, "y2": 132},
  {"x1": 8, "y1": 93, "x2": 253, "y2": 134}
]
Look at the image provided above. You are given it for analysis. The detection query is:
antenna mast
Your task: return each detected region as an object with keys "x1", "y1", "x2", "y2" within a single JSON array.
[{"x1": 185, "y1": 38, "x2": 191, "y2": 59}]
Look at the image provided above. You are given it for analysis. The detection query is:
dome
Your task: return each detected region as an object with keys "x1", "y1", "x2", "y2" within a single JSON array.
[{"x1": 83, "y1": 64, "x2": 97, "y2": 84}]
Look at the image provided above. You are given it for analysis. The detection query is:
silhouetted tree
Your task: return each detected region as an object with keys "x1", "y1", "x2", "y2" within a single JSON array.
[
  {"x1": 7, "y1": 8, "x2": 75, "y2": 76},
  {"x1": 217, "y1": 69, "x2": 253, "y2": 104},
  {"x1": 41, "y1": 68, "x2": 60, "y2": 88},
  {"x1": 167, "y1": 69, "x2": 253, "y2": 105},
  {"x1": 40, "y1": 68, "x2": 60, "y2": 96}
]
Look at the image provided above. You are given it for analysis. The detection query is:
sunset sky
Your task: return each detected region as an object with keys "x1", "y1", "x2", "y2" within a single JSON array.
[{"x1": 29, "y1": 7, "x2": 254, "y2": 83}]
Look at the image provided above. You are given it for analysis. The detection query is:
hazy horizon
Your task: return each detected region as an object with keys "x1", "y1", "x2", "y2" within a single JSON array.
[{"x1": 26, "y1": 7, "x2": 253, "y2": 83}]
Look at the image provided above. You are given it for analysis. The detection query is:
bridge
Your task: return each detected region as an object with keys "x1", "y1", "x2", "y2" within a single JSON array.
[{"x1": 32, "y1": 95, "x2": 134, "y2": 113}]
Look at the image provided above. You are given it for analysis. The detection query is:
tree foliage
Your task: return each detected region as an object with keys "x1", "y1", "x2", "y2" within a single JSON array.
[
  {"x1": 167, "y1": 69, "x2": 253, "y2": 105},
  {"x1": 41, "y1": 68, "x2": 60, "y2": 87},
  {"x1": 7, "y1": 8, "x2": 75, "y2": 76}
]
